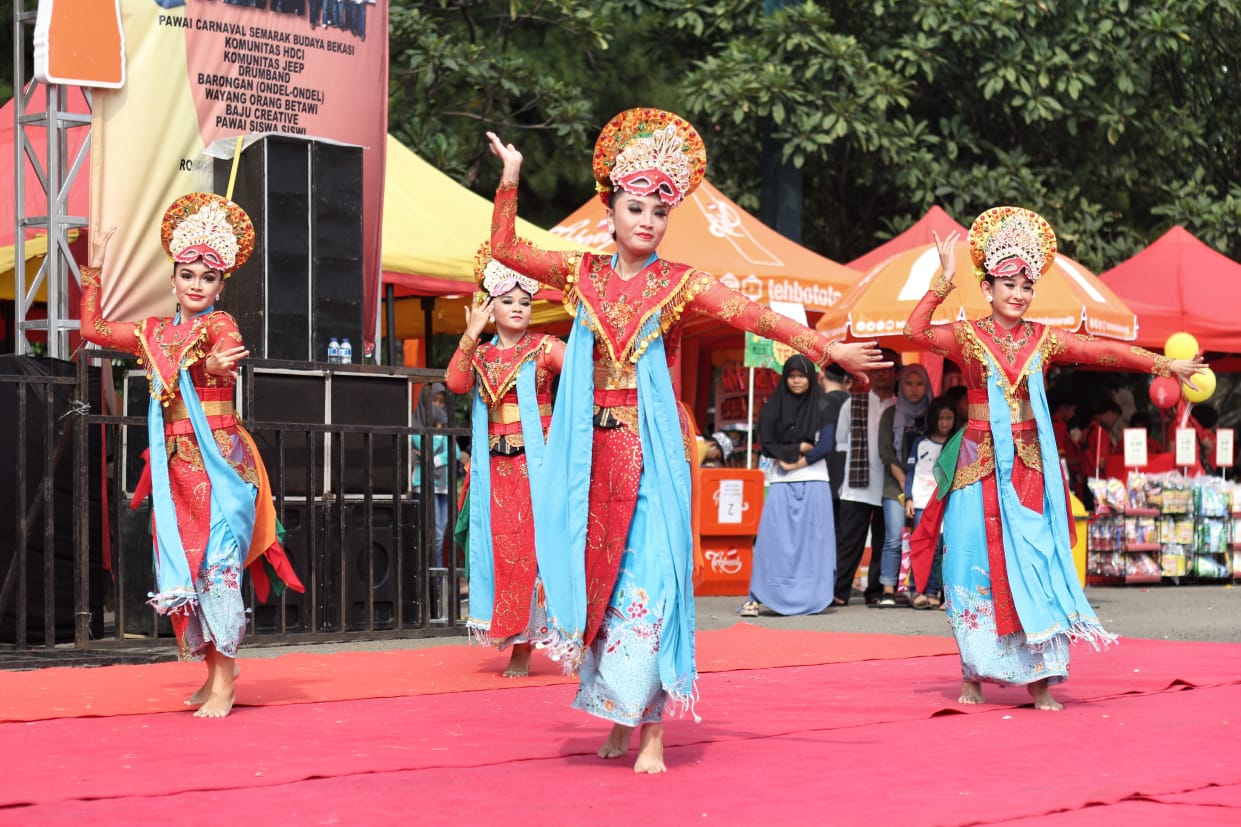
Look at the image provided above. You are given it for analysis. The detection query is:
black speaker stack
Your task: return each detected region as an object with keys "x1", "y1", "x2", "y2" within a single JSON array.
[{"x1": 213, "y1": 135, "x2": 365, "y2": 363}]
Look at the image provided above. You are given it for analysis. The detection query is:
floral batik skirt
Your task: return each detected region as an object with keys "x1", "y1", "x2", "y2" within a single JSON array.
[
  {"x1": 164, "y1": 437, "x2": 250, "y2": 660},
  {"x1": 942, "y1": 481, "x2": 1070, "y2": 687},
  {"x1": 572, "y1": 475, "x2": 669, "y2": 726}
]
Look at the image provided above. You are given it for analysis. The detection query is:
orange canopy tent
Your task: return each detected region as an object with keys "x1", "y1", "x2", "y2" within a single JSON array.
[
  {"x1": 1099, "y1": 226, "x2": 1241, "y2": 354},
  {"x1": 818, "y1": 240, "x2": 1138, "y2": 348}
]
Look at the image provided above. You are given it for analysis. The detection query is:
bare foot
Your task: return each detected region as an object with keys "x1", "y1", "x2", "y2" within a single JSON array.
[
  {"x1": 1027, "y1": 679, "x2": 1063, "y2": 711},
  {"x1": 502, "y1": 644, "x2": 532, "y2": 678},
  {"x1": 193, "y1": 651, "x2": 237, "y2": 718},
  {"x1": 185, "y1": 661, "x2": 240, "y2": 706},
  {"x1": 597, "y1": 723, "x2": 633, "y2": 759},
  {"x1": 193, "y1": 689, "x2": 236, "y2": 718},
  {"x1": 633, "y1": 723, "x2": 666, "y2": 774},
  {"x1": 958, "y1": 680, "x2": 985, "y2": 705}
]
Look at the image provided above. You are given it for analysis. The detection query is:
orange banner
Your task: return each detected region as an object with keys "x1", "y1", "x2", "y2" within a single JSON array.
[{"x1": 89, "y1": 0, "x2": 387, "y2": 350}]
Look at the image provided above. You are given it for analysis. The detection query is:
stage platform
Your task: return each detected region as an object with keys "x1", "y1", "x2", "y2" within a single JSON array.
[{"x1": 0, "y1": 625, "x2": 1237, "y2": 826}]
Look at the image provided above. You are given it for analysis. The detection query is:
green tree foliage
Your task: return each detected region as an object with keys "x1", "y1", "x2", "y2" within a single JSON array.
[
  {"x1": 673, "y1": 0, "x2": 1241, "y2": 266},
  {"x1": 394, "y1": 0, "x2": 1241, "y2": 267},
  {"x1": 387, "y1": 0, "x2": 612, "y2": 226}
]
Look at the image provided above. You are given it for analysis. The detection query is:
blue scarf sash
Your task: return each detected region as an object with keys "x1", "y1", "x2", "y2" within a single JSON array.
[
  {"x1": 146, "y1": 309, "x2": 256, "y2": 615},
  {"x1": 533, "y1": 305, "x2": 697, "y2": 709}
]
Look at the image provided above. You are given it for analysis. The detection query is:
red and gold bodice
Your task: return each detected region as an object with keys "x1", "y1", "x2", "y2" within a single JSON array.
[
  {"x1": 446, "y1": 331, "x2": 563, "y2": 452},
  {"x1": 489, "y1": 182, "x2": 839, "y2": 431},
  {"x1": 905, "y1": 274, "x2": 1172, "y2": 490},
  {"x1": 79, "y1": 266, "x2": 255, "y2": 483}
]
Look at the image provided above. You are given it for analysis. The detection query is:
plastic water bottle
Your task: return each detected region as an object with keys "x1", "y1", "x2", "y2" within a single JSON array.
[
  {"x1": 340, "y1": 338, "x2": 353, "y2": 364},
  {"x1": 327, "y1": 337, "x2": 341, "y2": 364}
]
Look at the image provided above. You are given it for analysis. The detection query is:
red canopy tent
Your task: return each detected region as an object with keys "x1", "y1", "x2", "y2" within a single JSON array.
[
  {"x1": 0, "y1": 86, "x2": 91, "y2": 302},
  {"x1": 847, "y1": 206, "x2": 967, "y2": 273},
  {"x1": 1098, "y1": 226, "x2": 1241, "y2": 354}
]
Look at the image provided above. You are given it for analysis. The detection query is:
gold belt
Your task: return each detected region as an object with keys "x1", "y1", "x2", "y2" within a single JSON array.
[
  {"x1": 968, "y1": 399, "x2": 1034, "y2": 423},
  {"x1": 488, "y1": 401, "x2": 552, "y2": 425},
  {"x1": 593, "y1": 362, "x2": 638, "y2": 390},
  {"x1": 165, "y1": 399, "x2": 236, "y2": 422}
]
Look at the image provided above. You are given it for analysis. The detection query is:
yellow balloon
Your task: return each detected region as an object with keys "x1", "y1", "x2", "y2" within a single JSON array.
[
  {"x1": 1164, "y1": 331, "x2": 1200, "y2": 361},
  {"x1": 1183, "y1": 366, "x2": 1216, "y2": 404}
]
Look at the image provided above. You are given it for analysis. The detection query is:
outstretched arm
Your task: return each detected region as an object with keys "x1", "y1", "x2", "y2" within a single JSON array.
[
  {"x1": 486, "y1": 132, "x2": 581, "y2": 291},
  {"x1": 687, "y1": 273, "x2": 889, "y2": 379},
  {"x1": 1045, "y1": 329, "x2": 1202, "y2": 384}
]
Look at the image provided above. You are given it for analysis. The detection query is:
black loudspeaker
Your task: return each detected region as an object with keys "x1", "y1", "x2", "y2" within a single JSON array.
[
  {"x1": 214, "y1": 135, "x2": 364, "y2": 362},
  {"x1": 331, "y1": 372, "x2": 411, "y2": 496},
  {"x1": 247, "y1": 368, "x2": 328, "y2": 498},
  {"x1": 244, "y1": 368, "x2": 411, "y2": 498},
  {"x1": 316, "y1": 501, "x2": 418, "y2": 632}
]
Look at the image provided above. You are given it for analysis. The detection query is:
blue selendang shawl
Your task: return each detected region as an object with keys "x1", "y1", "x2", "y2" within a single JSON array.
[
  {"x1": 533, "y1": 306, "x2": 698, "y2": 710},
  {"x1": 985, "y1": 347, "x2": 1114, "y2": 648},
  {"x1": 146, "y1": 309, "x2": 256, "y2": 615}
]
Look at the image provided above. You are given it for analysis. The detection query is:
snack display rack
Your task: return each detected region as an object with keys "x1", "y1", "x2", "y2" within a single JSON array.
[{"x1": 1086, "y1": 472, "x2": 1241, "y2": 585}]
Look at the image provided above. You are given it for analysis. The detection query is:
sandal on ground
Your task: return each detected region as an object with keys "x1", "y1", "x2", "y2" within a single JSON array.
[
  {"x1": 739, "y1": 601, "x2": 760, "y2": 617},
  {"x1": 911, "y1": 594, "x2": 932, "y2": 610}
]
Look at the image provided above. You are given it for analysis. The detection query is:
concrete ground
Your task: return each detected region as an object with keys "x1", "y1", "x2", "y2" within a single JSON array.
[{"x1": 241, "y1": 583, "x2": 1241, "y2": 658}]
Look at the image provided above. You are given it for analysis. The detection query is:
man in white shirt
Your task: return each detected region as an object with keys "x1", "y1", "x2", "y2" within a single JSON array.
[{"x1": 833, "y1": 353, "x2": 899, "y2": 605}]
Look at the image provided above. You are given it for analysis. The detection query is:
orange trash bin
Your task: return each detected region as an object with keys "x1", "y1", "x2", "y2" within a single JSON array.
[{"x1": 693, "y1": 467, "x2": 765, "y2": 596}]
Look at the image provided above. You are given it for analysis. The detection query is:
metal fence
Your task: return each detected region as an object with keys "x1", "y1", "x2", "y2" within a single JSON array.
[{"x1": 0, "y1": 353, "x2": 468, "y2": 667}]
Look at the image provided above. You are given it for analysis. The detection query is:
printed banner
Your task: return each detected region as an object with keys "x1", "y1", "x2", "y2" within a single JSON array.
[{"x1": 89, "y1": 0, "x2": 387, "y2": 350}]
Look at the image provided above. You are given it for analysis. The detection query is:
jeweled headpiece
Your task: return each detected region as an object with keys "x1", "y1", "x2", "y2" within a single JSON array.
[
  {"x1": 592, "y1": 108, "x2": 707, "y2": 207},
  {"x1": 968, "y1": 206, "x2": 1056, "y2": 283},
  {"x1": 161, "y1": 192, "x2": 255, "y2": 277},
  {"x1": 473, "y1": 241, "x2": 540, "y2": 298}
]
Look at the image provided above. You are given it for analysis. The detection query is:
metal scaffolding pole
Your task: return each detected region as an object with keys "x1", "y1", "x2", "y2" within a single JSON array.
[{"x1": 12, "y1": 0, "x2": 91, "y2": 359}]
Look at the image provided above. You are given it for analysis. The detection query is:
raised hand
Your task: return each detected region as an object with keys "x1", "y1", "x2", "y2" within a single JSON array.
[
  {"x1": 932, "y1": 230, "x2": 959, "y2": 283},
  {"x1": 89, "y1": 225, "x2": 118, "y2": 269},
  {"x1": 463, "y1": 296, "x2": 494, "y2": 340},
  {"x1": 485, "y1": 131, "x2": 523, "y2": 186}
]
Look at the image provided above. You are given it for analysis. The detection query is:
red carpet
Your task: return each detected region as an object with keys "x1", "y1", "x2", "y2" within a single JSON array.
[
  {"x1": 1, "y1": 629, "x2": 1237, "y2": 826},
  {"x1": 0, "y1": 624, "x2": 956, "y2": 723}
]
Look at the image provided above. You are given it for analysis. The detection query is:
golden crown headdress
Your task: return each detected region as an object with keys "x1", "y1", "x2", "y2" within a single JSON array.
[
  {"x1": 592, "y1": 108, "x2": 707, "y2": 207},
  {"x1": 473, "y1": 241, "x2": 541, "y2": 299},
  {"x1": 968, "y1": 206, "x2": 1057, "y2": 283},
  {"x1": 161, "y1": 192, "x2": 255, "y2": 277}
]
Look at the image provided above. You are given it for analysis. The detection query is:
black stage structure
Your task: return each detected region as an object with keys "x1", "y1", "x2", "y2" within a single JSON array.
[
  {"x1": 1, "y1": 353, "x2": 469, "y2": 667},
  {"x1": 2, "y1": 134, "x2": 469, "y2": 666}
]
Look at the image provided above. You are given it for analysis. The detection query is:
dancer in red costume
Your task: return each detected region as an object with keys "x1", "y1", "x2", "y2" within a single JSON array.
[
  {"x1": 486, "y1": 109, "x2": 889, "y2": 773},
  {"x1": 447, "y1": 247, "x2": 564, "y2": 677},
  {"x1": 906, "y1": 210, "x2": 1202, "y2": 711},
  {"x1": 80, "y1": 193, "x2": 303, "y2": 718}
]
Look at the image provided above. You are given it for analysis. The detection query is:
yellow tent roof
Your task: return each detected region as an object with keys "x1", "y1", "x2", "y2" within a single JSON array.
[{"x1": 381, "y1": 134, "x2": 588, "y2": 296}]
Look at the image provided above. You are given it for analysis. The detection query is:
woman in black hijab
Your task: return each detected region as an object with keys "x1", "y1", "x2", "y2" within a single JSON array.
[{"x1": 740, "y1": 355, "x2": 838, "y2": 616}]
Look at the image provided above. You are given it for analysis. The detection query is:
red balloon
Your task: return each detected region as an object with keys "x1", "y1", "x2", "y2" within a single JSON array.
[{"x1": 1149, "y1": 376, "x2": 1180, "y2": 408}]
